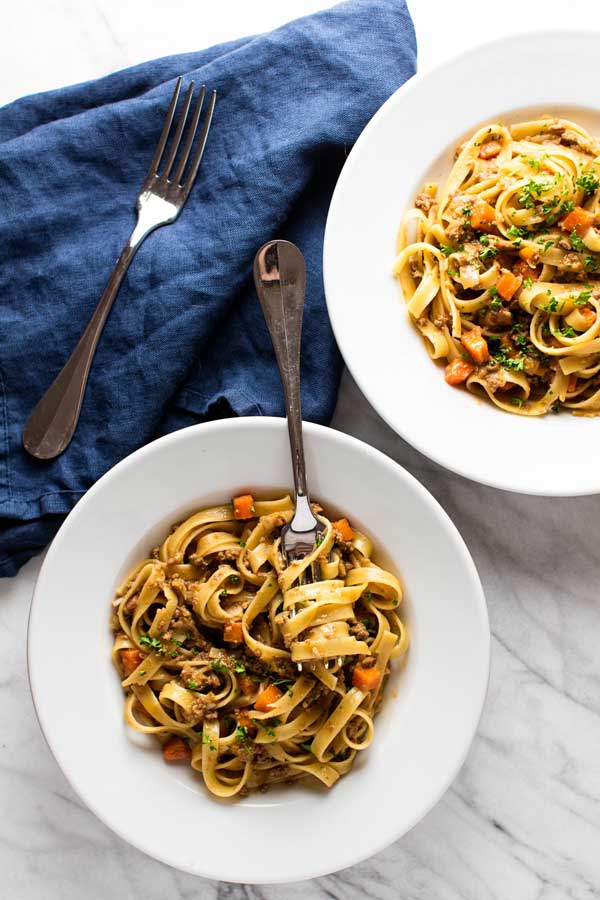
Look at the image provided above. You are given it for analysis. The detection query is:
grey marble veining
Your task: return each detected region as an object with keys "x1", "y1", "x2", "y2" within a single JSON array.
[{"x1": 2, "y1": 371, "x2": 600, "y2": 899}]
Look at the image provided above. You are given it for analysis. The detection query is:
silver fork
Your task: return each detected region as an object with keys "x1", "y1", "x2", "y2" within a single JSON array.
[
  {"x1": 253, "y1": 240, "x2": 327, "y2": 671},
  {"x1": 23, "y1": 77, "x2": 217, "y2": 460}
]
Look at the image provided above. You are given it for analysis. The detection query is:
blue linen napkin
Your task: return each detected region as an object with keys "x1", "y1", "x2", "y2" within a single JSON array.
[{"x1": 0, "y1": 0, "x2": 416, "y2": 577}]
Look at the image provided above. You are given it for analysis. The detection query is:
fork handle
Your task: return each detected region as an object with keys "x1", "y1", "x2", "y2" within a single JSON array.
[
  {"x1": 253, "y1": 240, "x2": 308, "y2": 497},
  {"x1": 23, "y1": 230, "x2": 145, "y2": 459}
]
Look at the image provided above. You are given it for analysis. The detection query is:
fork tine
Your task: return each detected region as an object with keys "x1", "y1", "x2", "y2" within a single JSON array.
[
  {"x1": 160, "y1": 80, "x2": 195, "y2": 181},
  {"x1": 145, "y1": 76, "x2": 182, "y2": 179},
  {"x1": 172, "y1": 85, "x2": 205, "y2": 186},
  {"x1": 181, "y1": 89, "x2": 217, "y2": 197}
]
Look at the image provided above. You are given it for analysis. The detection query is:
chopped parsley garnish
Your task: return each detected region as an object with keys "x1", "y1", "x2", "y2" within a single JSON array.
[
  {"x1": 540, "y1": 239, "x2": 554, "y2": 254},
  {"x1": 550, "y1": 401, "x2": 561, "y2": 414},
  {"x1": 253, "y1": 718, "x2": 280, "y2": 738},
  {"x1": 229, "y1": 574, "x2": 240, "y2": 584},
  {"x1": 210, "y1": 659, "x2": 227, "y2": 673},
  {"x1": 552, "y1": 199, "x2": 574, "y2": 222},
  {"x1": 235, "y1": 726, "x2": 250, "y2": 743},
  {"x1": 479, "y1": 246, "x2": 497, "y2": 262},
  {"x1": 569, "y1": 229, "x2": 586, "y2": 252},
  {"x1": 492, "y1": 347, "x2": 525, "y2": 371},
  {"x1": 560, "y1": 325, "x2": 576, "y2": 338},
  {"x1": 299, "y1": 742, "x2": 313, "y2": 753},
  {"x1": 518, "y1": 179, "x2": 547, "y2": 209},
  {"x1": 489, "y1": 286, "x2": 502, "y2": 309},
  {"x1": 573, "y1": 288, "x2": 592, "y2": 306},
  {"x1": 510, "y1": 397, "x2": 524, "y2": 407},
  {"x1": 506, "y1": 225, "x2": 528, "y2": 240},
  {"x1": 462, "y1": 206, "x2": 472, "y2": 217},
  {"x1": 585, "y1": 255, "x2": 599, "y2": 272},
  {"x1": 363, "y1": 590, "x2": 373, "y2": 602},
  {"x1": 315, "y1": 532, "x2": 324, "y2": 547},
  {"x1": 577, "y1": 170, "x2": 600, "y2": 197},
  {"x1": 138, "y1": 670, "x2": 146, "y2": 676},
  {"x1": 523, "y1": 277, "x2": 533, "y2": 290},
  {"x1": 139, "y1": 634, "x2": 163, "y2": 652},
  {"x1": 479, "y1": 234, "x2": 490, "y2": 246},
  {"x1": 439, "y1": 244, "x2": 456, "y2": 256},
  {"x1": 542, "y1": 293, "x2": 559, "y2": 313},
  {"x1": 239, "y1": 541, "x2": 247, "y2": 548},
  {"x1": 187, "y1": 680, "x2": 199, "y2": 690},
  {"x1": 202, "y1": 734, "x2": 217, "y2": 751},
  {"x1": 219, "y1": 589, "x2": 229, "y2": 599},
  {"x1": 232, "y1": 660, "x2": 246, "y2": 674}
]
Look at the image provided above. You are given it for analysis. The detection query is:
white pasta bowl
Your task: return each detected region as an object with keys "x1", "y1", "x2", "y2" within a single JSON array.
[
  {"x1": 324, "y1": 31, "x2": 600, "y2": 495},
  {"x1": 28, "y1": 418, "x2": 489, "y2": 883}
]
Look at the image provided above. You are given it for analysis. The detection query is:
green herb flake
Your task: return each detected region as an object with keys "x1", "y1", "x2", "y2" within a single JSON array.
[
  {"x1": 299, "y1": 742, "x2": 313, "y2": 753},
  {"x1": 510, "y1": 397, "x2": 524, "y2": 408},
  {"x1": 576, "y1": 170, "x2": 600, "y2": 197},
  {"x1": 139, "y1": 634, "x2": 163, "y2": 652},
  {"x1": 569, "y1": 229, "x2": 586, "y2": 252}
]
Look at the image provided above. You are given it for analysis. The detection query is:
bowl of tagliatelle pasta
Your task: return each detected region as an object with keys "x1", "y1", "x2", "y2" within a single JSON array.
[
  {"x1": 28, "y1": 418, "x2": 488, "y2": 883},
  {"x1": 324, "y1": 32, "x2": 600, "y2": 495}
]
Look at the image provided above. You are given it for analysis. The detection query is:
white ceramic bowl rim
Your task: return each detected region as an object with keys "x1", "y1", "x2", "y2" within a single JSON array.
[
  {"x1": 28, "y1": 417, "x2": 489, "y2": 883},
  {"x1": 324, "y1": 30, "x2": 600, "y2": 497}
]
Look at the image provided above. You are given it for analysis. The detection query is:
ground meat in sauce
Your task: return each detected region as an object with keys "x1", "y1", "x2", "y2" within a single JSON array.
[
  {"x1": 414, "y1": 192, "x2": 435, "y2": 213},
  {"x1": 349, "y1": 620, "x2": 371, "y2": 642},
  {"x1": 180, "y1": 664, "x2": 222, "y2": 692}
]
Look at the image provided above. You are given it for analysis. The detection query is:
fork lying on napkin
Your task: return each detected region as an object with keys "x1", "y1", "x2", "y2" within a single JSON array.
[{"x1": 0, "y1": 0, "x2": 416, "y2": 576}]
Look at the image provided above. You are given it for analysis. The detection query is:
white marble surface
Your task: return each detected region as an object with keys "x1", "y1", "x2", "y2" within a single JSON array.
[{"x1": 3, "y1": 1, "x2": 600, "y2": 897}]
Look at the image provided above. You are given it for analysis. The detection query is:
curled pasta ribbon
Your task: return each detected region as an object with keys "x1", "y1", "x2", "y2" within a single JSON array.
[
  {"x1": 394, "y1": 115, "x2": 600, "y2": 417},
  {"x1": 112, "y1": 497, "x2": 409, "y2": 797}
]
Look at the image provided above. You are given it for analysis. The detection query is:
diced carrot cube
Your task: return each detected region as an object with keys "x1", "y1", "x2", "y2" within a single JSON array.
[
  {"x1": 238, "y1": 676, "x2": 256, "y2": 696},
  {"x1": 233, "y1": 494, "x2": 255, "y2": 520},
  {"x1": 559, "y1": 207, "x2": 594, "y2": 237},
  {"x1": 352, "y1": 665, "x2": 381, "y2": 691},
  {"x1": 224, "y1": 620, "x2": 244, "y2": 643},
  {"x1": 470, "y1": 201, "x2": 496, "y2": 231},
  {"x1": 461, "y1": 327, "x2": 490, "y2": 364},
  {"x1": 479, "y1": 140, "x2": 502, "y2": 160},
  {"x1": 568, "y1": 375, "x2": 578, "y2": 392},
  {"x1": 332, "y1": 518, "x2": 354, "y2": 541},
  {"x1": 496, "y1": 270, "x2": 522, "y2": 301},
  {"x1": 519, "y1": 244, "x2": 537, "y2": 261},
  {"x1": 579, "y1": 308, "x2": 596, "y2": 328},
  {"x1": 254, "y1": 684, "x2": 283, "y2": 712},
  {"x1": 120, "y1": 649, "x2": 143, "y2": 677},
  {"x1": 162, "y1": 736, "x2": 191, "y2": 762},
  {"x1": 445, "y1": 358, "x2": 475, "y2": 385}
]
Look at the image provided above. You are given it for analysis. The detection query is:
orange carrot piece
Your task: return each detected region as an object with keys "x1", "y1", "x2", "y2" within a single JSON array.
[
  {"x1": 461, "y1": 327, "x2": 490, "y2": 364},
  {"x1": 254, "y1": 684, "x2": 283, "y2": 712},
  {"x1": 332, "y1": 518, "x2": 354, "y2": 541},
  {"x1": 224, "y1": 620, "x2": 244, "y2": 643},
  {"x1": 162, "y1": 736, "x2": 191, "y2": 762},
  {"x1": 496, "y1": 270, "x2": 522, "y2": 301},
  {"x1": 352, "y1": 665, "x2": 381, "y2": 691},
  {"x1": 233, "y1": 494, "x2": 255, "y2": 520},
  {"x1": 580, "y1": 308, "x2": 596, "y2": 328},
  {"x1": 519, "y1": 244, "x2": 537, "y2": 261},
  {"x1": 445, "y1": 358, "x2": 475, "y2": 385},
  {"x1": 470, "y1": 201, "x2": 496, "y2": 231},
  {"x1": 559, "y1": 207, "x2": 594, "y2": 237},
  {"x1": 238, "y1": 676, "x2": 256, "y2": 696},
  {"x1": 568, "y1": 375, "x2": 578, "y2": 392},
  {"x1": 120, "y1": 649, "x2": 143, "y2": 677},
  {"x1": 479, "y1": 140, "x2": 502, "y2": 160}
]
